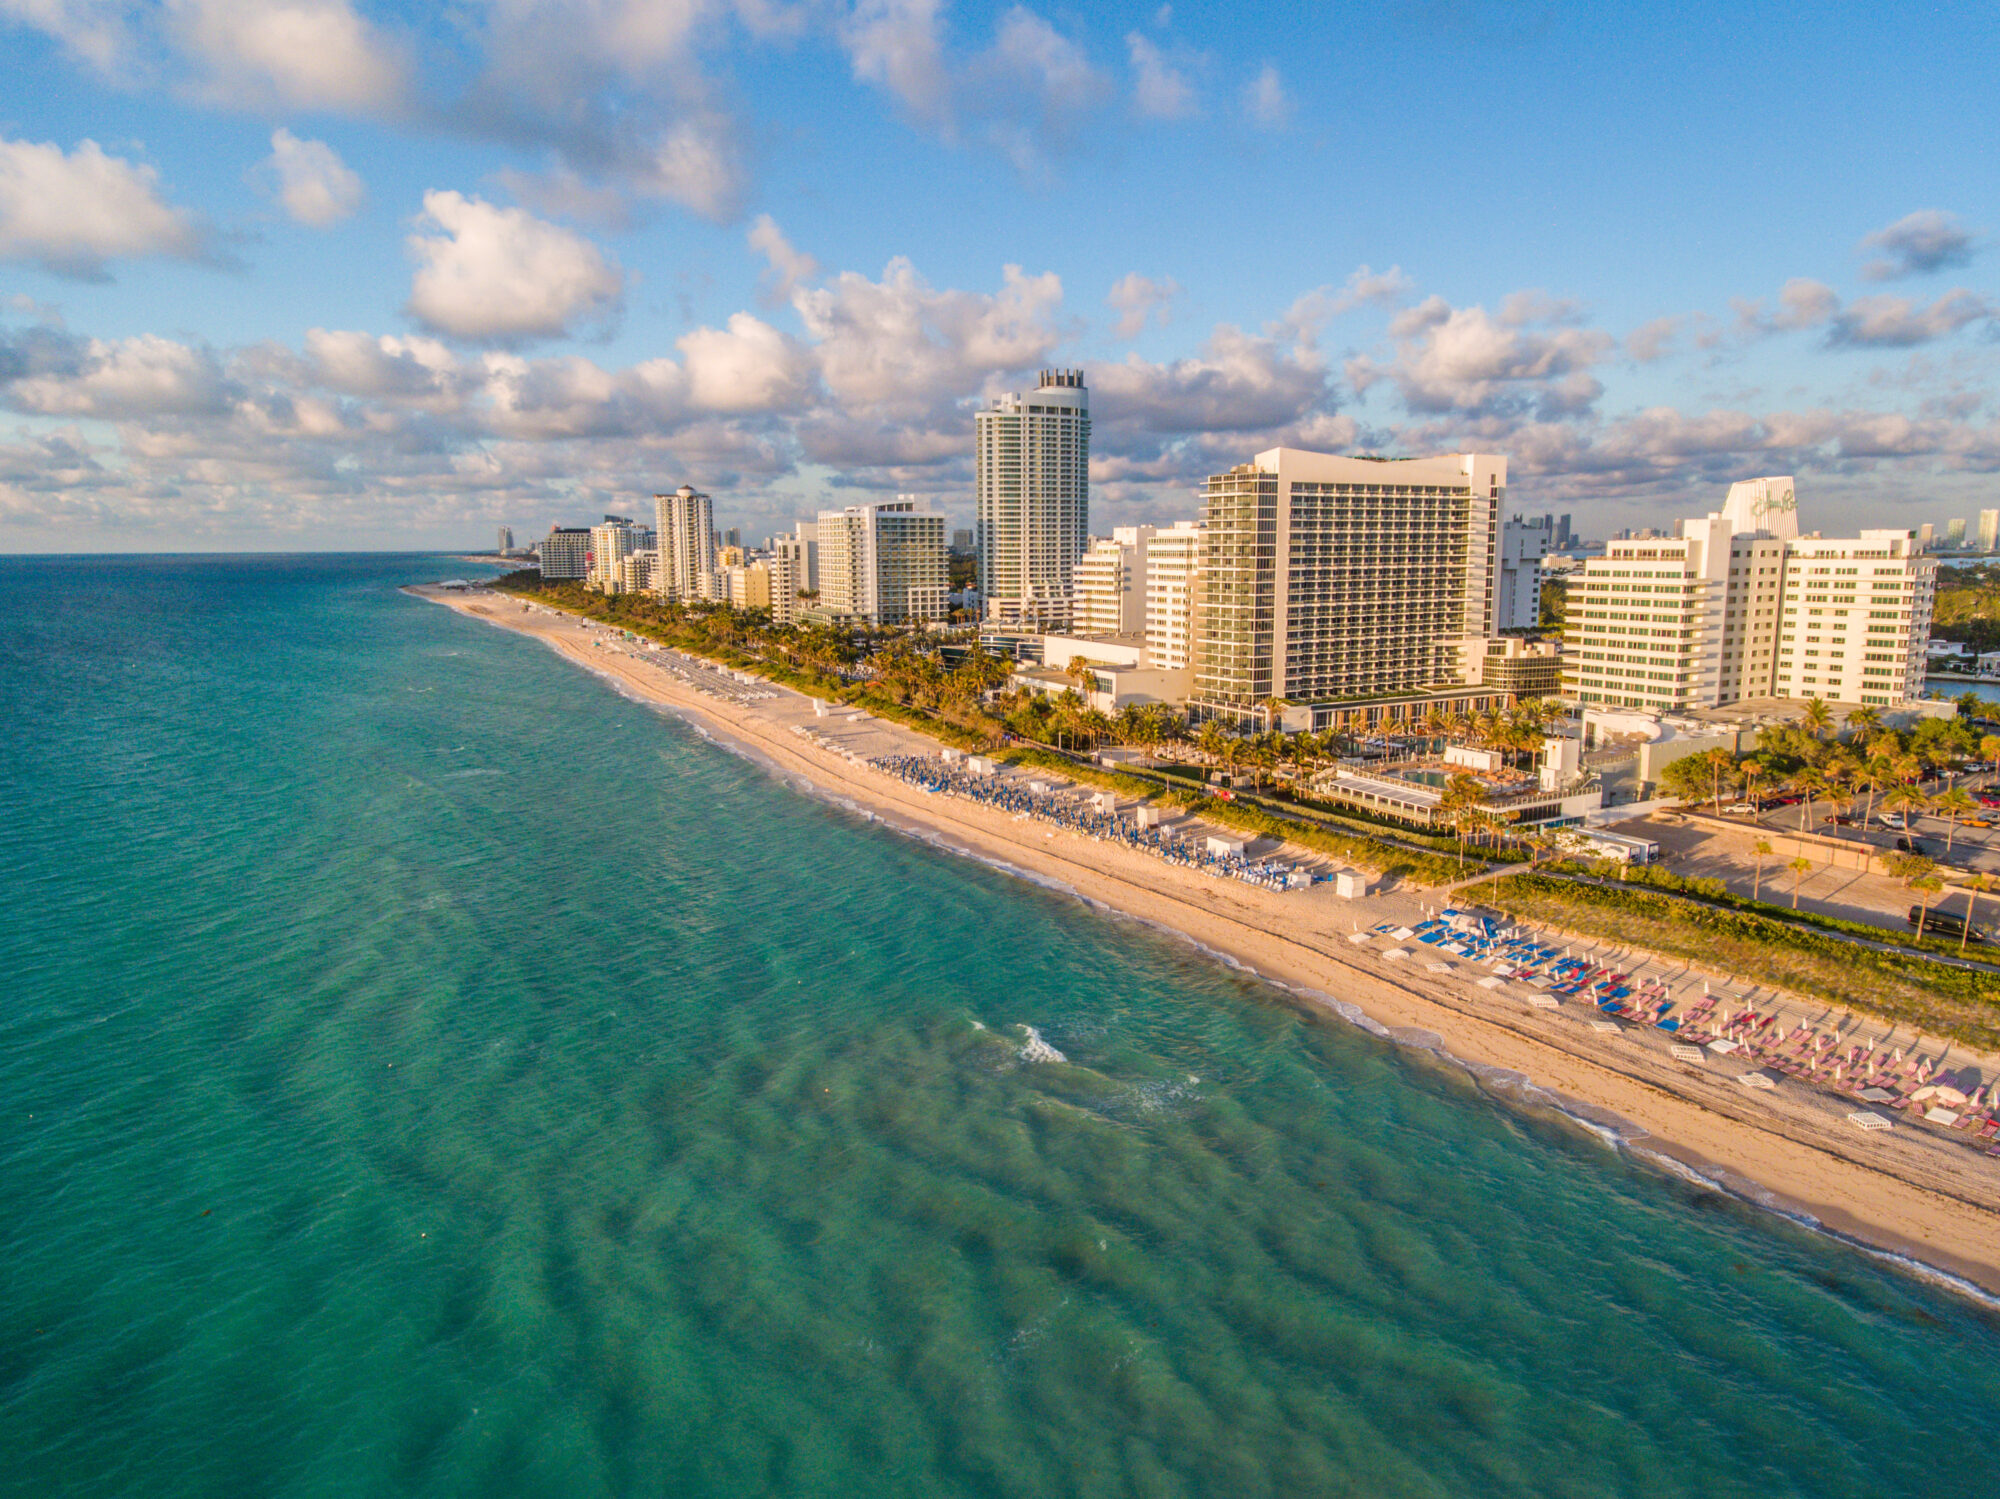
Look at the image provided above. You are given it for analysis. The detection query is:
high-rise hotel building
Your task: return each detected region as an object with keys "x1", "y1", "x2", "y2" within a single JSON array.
[
  {"x1": 1562, "y1": 477, "x2": 1935, "y2": 709},
  {"x1": 587, "y1": 516, "x2": 650, "y2": 592},
  {"x1": 976, "y1": 370, "x2": 1089, "y2": 629},
  {"x1": 817, "y1": 498, "x2": 949, "y2": 626},
  {"x1": 538, "y1": 525, "x2": 591, "y2": 580},
  {"x1": 653, "y1": 485, "x2": 717, "y2": 602},
  {"x1": 1191, "y1": 448, "x2": 1505, "y2": 724},
  {"x1": 1143, "y1": 521, "x2": 1203, "y2": 672},
  {"x1": 1071, "y1": 526, "x2": 1155, "y2": 637}
]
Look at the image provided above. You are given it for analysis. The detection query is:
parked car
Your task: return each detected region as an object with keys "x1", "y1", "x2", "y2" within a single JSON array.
[
  {"x1": 1822, "y1": 814, "x2": 1854, "y2": 826},
  {"x1": 1879, "y1": 812, "x2": 1908, "y2": 830},
  {"x1": 1909, "y1": 905, "x2": 1987, "y2": 943},
  {"x1": 1768, "y1": 794, "x2": 1802, "y2": 807},
  {"x1": 1723, "y1": 801, "x2": 1759, "y2": 815}
]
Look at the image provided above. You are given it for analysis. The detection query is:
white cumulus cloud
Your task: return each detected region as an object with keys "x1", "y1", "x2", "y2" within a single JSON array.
[
  {"x1": 791, "y1": 255, "x2": 1064, "y2": 418},
  {"x1": 0, "y1": 136, "x2": 206, "y2": 279},
  {"x1": 0, "y1": 0, "x2": 136, "y2": 74},
  {"x1": 633, "y1": 116, "x2": 745, "y2": 222},
  {"x1": 1242, "y1": 63, "x2": 1290, "y2": 129},
  {"x1": 1125, "y1": 32, "x2": 1194, "y2": 120},
  {"x1": 840, "y1": 0, "x2": 952, "y2": 127},
  {"x1": 747, "y1": 213, "x2": 819, "y2": 301},
  {"x1": 677, "y1": 312, "x2": 814, "y2": 412},
  {"x1": 165, "y1": 0, "x2": 409, "y2": 111},
  {"x1": 1349, "y1": 296, "x2": 1613, "y2": 418},
  {"x1": 1830, "y1": 289, "x2": 1992, "y2": 347},
  {"x1": 7, "y1": 331, "x2": 231, "y2": 417},
  {"x1": 1106, "y1": 272, "x2": 1180, "y2": 339},
  {"x1": 1324, "y1": 264, "x2": 1412, "y2": 316},
  {"x1": 1859, "y1": 210, "x2": 1978, "y2": 281},
  {"x1": 840, "y1": 1, "x2": 1108, "y2": 172},
  {"x1": 404, "y1": 190, "x2": 626, "y2": 343},
  {"x1": 263, "y1": 129, "x2": 365, "y2": 227}
]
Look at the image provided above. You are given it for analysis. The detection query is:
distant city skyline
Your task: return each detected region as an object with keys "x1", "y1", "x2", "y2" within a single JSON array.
[{"x1": 4, "y1": 3, "x2": 2000, "y2": 552}]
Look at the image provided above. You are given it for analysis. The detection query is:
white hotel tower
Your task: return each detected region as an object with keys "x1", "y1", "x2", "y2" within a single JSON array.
[
  {"x1": 976, "y1": 369, "x2": 1090, "y2": 629},
  {"x1": 1562, "y1": 478, "x2": 1936, "y2": 710},
  {"x1": 653, "y1": 485, "x2": 716, "y2": 602}
]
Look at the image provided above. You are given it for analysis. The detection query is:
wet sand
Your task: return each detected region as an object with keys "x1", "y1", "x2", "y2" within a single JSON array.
[{"x1": 418, "y1": 585, "x2": 2000, "y2": 1298}]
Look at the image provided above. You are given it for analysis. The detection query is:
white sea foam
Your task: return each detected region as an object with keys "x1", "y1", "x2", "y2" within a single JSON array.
[{"x1": 1020, "y1": 1026, "x2": 1067, "y2": 1064}]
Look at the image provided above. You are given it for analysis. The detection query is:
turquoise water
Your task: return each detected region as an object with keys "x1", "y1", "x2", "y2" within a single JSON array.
[{"x1": 4, "y1": 554, "x2": 1998, "y2": 1498}]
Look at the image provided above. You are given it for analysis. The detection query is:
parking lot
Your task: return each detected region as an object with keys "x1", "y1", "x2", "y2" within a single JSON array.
[
  {"x1": 1727, "y1": 775, "x2": 2000, "y2": 879},
  {"x1": 1608, "y1": 815, "x2": 1961, "y2": 933}
]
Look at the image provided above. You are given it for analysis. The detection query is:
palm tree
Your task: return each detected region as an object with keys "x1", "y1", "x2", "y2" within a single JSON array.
[
  {"x1": 1260, "y1": 696, "x2": 1288, "y2": 734},
  {"x1": 1283, "y1": 731, "x2": 1316, "y2": 787},
  {"x1": 1752, "y1": 838, "x2": 1774, "y2": 901},
  {"x1": 1700, "y1": 747, "x2": 1739, "y2": 816},
  {"x1": 1801, "y1": 697, "x2": 1834, "y2": 741},
  {"x1": 1845, "y1": 704, "x2": 1882, "y2": 753},
  {"x1": 1439, "y1": 772, "x2": 1489, "y2": 870},
  {"x1": 1789, "y1": 765, "x2": 1828, "y2": 833},
  {"x1": 1196, "y1": 719, "x2": 1230, "y2": 765},
  {"x1": 1049, "y1": 691, "x2": 1086, "y2": 751},
  {"x1": 1741, "y1": 756, "x2": 1765, "y2": 811},
  {"x1": 1960, "y1": 873, "x2": 1994, "y2": 955},
  {"x1": 1854, "y1": 754, "x2": 1892, "y2": 828},
  {"x1": 1886, "y1": 851, "x2": 1940, "y2": 933},
  {"x1": 1881, "y1": 780, "x2": 1926, "y2": 833},
  {"x1": 1910, "y1": 874, "x2": 1945, "y2": 936},
  {"x1": 1933, "y1": 787, "x2": 1977, "y2": 852},
  {"x1": 1242, "y1": 734, "x2": 1279, "y2": 792},
  {"x1": 1787, "y1": 856, "x2": 1814, "y2": 909},
  {"x1": 1819, "y1": 752, "x2": 1858, "y2": 825}
]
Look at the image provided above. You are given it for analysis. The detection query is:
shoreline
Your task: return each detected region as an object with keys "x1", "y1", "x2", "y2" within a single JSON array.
[{"x1": 414, "y1": 584, "x2": 2000, "y2": 1301}]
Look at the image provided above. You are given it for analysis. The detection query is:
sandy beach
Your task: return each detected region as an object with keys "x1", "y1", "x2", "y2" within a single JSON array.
[{"x1": 419, "y1": 584, "x2": 2000, "y2": 1297}]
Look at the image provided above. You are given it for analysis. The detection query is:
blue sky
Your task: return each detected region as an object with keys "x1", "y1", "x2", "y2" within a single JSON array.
[{"x1": 3, "y1": 0, "x2": 1999, "y2": 549}]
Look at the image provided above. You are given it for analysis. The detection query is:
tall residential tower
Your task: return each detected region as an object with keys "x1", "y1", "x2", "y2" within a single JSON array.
[
  {"x1": 976, "y1": 369, "x2": 1090, "y2": 629},
  {"x1": 653, "y1": 485, "x2": 716, "y2": 601}
]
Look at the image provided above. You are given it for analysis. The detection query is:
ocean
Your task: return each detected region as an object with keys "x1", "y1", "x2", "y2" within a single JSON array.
[{"x1": 4, "y1": 553, "x2": 1997, "y2": 1498}]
